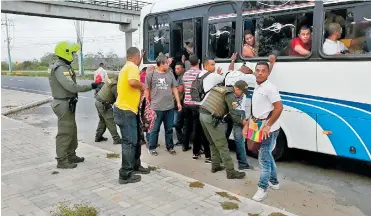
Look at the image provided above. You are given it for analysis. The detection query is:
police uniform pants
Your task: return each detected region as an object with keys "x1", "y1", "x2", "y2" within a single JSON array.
[
  {"x1": 95, "y1": 100, "x2": 121, "y2": 142},
  {"x1": 199, "y1": 113, "x2": 234, "y2": 171},
  {"x1": 51, "y1": 99, "x2": 78, "y2": 161}
]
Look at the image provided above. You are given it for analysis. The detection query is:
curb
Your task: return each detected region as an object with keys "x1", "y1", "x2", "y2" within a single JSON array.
[{"x1": 2, "y1": 97, "x2": 53, "y2": 116}]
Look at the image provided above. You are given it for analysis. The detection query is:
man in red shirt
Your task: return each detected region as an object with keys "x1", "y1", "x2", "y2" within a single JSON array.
[{"x1": 290, "y1": 25, "x2": 312, "y2": 56}]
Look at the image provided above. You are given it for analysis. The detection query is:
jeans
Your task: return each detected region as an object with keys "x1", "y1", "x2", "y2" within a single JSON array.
[
  {"x1": 113, "y1": 106, "x2": 141, "y2": 180},
  {"x1": 149, "y1": 109, "x2": 175, "y2": 151},
  {"x1": 184, "y1": 106, "x2": 210, "y2": 157},
  {"x1": 258, "y1": 129, "x2": 280, "y2": 190},
  {"x1": 174, "y1": 108, "x2": 184, "y2": 144},
  {"x1": 233, "y1": 125, "x2": 249, "y2": 169}
]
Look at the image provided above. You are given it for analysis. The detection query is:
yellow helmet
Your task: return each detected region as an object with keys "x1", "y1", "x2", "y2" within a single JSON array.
[{"x1": 54, "y1": 41, "x2": 80, "y2": 62}]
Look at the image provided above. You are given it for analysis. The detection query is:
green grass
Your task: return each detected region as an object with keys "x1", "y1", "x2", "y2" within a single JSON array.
[
  {"x1": 51, "y1": 202, "x2": 99, "y2": 216},
  {"x1": 220, "y1": 201, "x2": 239, "y2": 210},
  {"x1": 215, "y1": 192, "x2": 241, "y2": 202}
]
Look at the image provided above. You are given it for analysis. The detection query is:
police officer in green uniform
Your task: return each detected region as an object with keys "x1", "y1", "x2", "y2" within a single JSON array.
[
  {"x1": 95, "y1": 75, "x2": 121, "y2": 144},
  {"x1": 49, "y1": 41, "x2": 98, "y2": 169}
]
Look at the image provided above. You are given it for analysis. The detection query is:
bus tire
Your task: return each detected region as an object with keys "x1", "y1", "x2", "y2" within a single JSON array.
[{"x1": 246, "y1": 129, "x2": 288, "y2": 161}]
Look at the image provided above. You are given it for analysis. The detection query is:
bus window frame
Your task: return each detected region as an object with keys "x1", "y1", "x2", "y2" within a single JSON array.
[
  {"x1": 240, "y1": 7, "x2": 315, "y2": 62},
  {"x1": 318, "y1": 1, "x2": 371, "y2": 61},
  {"x1": 206, "y1": 2, "x2": 239, "y2": 62},
  {"x1": 143, "y1": 13, "x2": 172, "y2": 64}
]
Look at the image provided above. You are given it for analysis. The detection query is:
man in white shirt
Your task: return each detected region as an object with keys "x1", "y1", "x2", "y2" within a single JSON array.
[
  {"x1": 243, "y1": 61, "x2": 283, "y2": 202},
  {"x1": 323, "y1": 23, "x2": 349, "y2": 55},
  {"x1": 94, "y1": 63, "x2": 109, "y2": 83}
]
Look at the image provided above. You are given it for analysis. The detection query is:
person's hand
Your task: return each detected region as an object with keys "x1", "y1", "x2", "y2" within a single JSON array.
[
  {"x1": 181, "y1": 55, "x2": 186, "y2": 64},
  {"x1": 91, "y1": 82, "x2": 98, "y2": 89},
  {"x1": 231, "y1": 53, "x2": 238, "y2": 62},
  {"x1": 261, "y1": 125, "x2": 271, "y2": 140},
  {"x1": 177, "y1": 103, "x2": 182, "y2": 112},
  {"x1": 141, "y1": 49, "x2": 146, "y2": 57},
  {"x1": 167, "y1": 57, "x2": 174, "y2": 65},
  {"x1": 216, "y1": 67, "x2": 222, "y2": 75},
  {"x1": 269, "y1": 55, "x2": 276, "y2": 65},
  {"x1": 243, "y1": 123, "x2": 249, "y2": 139}
]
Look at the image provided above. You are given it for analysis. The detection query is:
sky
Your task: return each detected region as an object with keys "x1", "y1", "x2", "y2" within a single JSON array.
[{"x1": 1, "y1": 6, "x2": 148, "y2": 62}]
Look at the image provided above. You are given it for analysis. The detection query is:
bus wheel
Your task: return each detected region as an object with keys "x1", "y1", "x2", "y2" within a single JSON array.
[
  {"x1": 246, "y1": 129, "x2": 288, "y2": 161},
  {"x1": 272, "y1": 129, "x2": 288, "y2": 161}
]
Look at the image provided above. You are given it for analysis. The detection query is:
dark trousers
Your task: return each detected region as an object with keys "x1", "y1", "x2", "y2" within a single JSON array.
[
  {"x1": 174, "y1": 108, "x2": 184, "y2": 144},
  {"x1": 149, "y1": 109, "x2": 175, "y2": 151},
  {"x1": 113, "y1": 106, "x2": 141, "y2": 180},
  {"x1": 183, "y1": 105, "x2": 211, "y2": 158}
]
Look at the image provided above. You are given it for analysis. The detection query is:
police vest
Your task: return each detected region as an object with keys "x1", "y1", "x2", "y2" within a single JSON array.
[
  {"x1": 96, "y1": 78, "x2": 117, "y2": 104},
  {"x1": 201, "y1": 86, "x2": 233, "y2": 118}
]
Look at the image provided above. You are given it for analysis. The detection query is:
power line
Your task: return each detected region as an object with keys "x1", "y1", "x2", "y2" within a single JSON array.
[{"x1": 1, "y1": 14, "x2": 13, "y2": 71}]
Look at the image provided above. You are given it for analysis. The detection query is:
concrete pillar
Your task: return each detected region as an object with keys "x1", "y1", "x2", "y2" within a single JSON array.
[{"x1": 125, "y1": 32, "x2": 133, "y2": 49}]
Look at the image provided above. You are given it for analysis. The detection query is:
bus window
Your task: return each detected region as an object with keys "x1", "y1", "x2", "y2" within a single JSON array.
[
  {"x1": 242, "y1": 1, "x2": 313, "y2": 58},
  {"x1": 171, "y1": 19, "x2": 194, "y2": 70},
  {"x1": 146, "y1": 15, "x2": 170, "y2": 61},
  {"x1": 323, "y1": 3, "x2": 371, "y2": 56},
  {"x1": 207, "y1": 4, "x2": 237, "y2": 59}
]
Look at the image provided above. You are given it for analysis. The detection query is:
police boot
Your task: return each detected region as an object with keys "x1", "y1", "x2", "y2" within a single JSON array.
[
  {"x1": 68, "y1": 155, "x2": 85, "y2": 163},
  {"x1": 56, "y1": 158, "x2": 77, "y2": 169},
  {"x1": 95, "y1": 136, "x2": 108, "y2": 142},
  {"x1": 113, "y1": 138, "x2": 122, "y2": 145},
  {"x1": 211, "y1": 166, "x2": 225, "y2": 173},
  {"x1": 226, "y1": 170, "x2": 246, "y2": 179}
]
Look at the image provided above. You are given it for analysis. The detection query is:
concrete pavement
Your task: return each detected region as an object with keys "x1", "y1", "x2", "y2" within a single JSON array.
[
  {"x1": 1, "y1": 89, "x2": 295, "y2": 216},
  {"x1": 1, "y1": 117, "x2": 295, "y2": 216}
]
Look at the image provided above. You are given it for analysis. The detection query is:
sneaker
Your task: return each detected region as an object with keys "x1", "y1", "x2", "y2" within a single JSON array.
[
  {"x1": 192, "y1": 154, "x2": 200, "y2": 160},
  {"x1": 211, "y1": 166, "x2": 225, "y2": 173},
  {"x1": 252, "y1": 187, "x2": 267, "y2": 202},
  {"x1": 168, "y1": 148, "x2": 176, "y2": 155},
  {"x1": 226, "y1": 170, "x2": 246, "y2": 179},
  {"x1": 204, "y1": 157, "x2": 212, "y2": 164},
  {"x1": 182, "y1": 146, "x2": 192, "y2": 152},
  {"x1": 269, "y1": 182, "x2": 280, "y2": 190},
  {"x1": 95, "y1": 136, "x2": 108, "y2": 142},
  {"x1": 134, "y1": 166, "x2": 151, "y2": 174},
  {"x1": 118, "y1": 174, "x2": 141, "y2": 184},
  {"x1": 239, "y1": 165, "x2": 254, "y2": 170},
  {"x1": 148, "y1": 149, "x2": 158, "y2": 156}
]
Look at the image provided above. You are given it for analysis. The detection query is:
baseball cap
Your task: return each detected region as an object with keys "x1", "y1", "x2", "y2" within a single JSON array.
[
  {"x1": 243, "y1": 62, "x2": 256, "y2": 72},
  {"x1": 234, "y1": 80, "x2": 249, "y2": 94}
]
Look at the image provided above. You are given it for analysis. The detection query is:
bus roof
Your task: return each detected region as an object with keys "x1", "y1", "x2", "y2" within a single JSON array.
[{"x1": 143, "y1": 0, "x2": 222, "y2": 14}]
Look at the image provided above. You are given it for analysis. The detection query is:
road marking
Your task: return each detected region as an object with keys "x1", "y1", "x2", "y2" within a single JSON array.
[{"x1": 1, "y1": 86, "x2": 92, "y2": 99}]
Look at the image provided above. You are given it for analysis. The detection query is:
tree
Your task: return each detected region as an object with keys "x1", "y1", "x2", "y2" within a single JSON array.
[{"x1": 40, "y1": 52, "x2": 57, "y2": 67}]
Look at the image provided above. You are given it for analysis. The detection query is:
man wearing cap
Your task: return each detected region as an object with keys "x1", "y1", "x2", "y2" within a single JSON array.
[{"x1": 225, "y1": 80, "x2": 254, "y2": 170}]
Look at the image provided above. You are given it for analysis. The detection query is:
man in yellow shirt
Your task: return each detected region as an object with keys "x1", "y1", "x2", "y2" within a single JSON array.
[{"x1": 113, "y1": 47, "x2": 150, "y2": 184}]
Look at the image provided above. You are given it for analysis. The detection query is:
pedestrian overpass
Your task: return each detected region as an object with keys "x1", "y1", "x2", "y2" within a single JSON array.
[{"x1": 1, "y1": 0, "x2": 151, "y2": 47}]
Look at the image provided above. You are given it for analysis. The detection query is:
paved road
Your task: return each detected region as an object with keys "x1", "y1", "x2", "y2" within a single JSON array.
[{"x1": 2, "y1": 75, "x2": 371, "y2": 216}]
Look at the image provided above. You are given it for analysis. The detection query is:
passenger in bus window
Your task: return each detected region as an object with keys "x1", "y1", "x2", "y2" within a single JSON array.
[
  {"x1": 290, "y1": 26, "x2": 312, "y2": 56},
  {"x1": 323, "y1": 23, "x2": 349, "y2": 55},
  {"x1": 242, "y1": 30, "x2": 258, "y2": 57}
]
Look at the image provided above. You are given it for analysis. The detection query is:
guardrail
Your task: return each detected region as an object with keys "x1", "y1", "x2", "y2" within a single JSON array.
[{"x1": 65, "y1": 0, "x2": 151, "y2": 11}]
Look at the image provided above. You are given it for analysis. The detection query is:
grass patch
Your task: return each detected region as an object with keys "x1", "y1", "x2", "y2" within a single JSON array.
[
  {"x1": 220, "y1": 201, "x2": 239, "y2": 210},
  {"x1": 1, "y1": 71, "x2": 94, "y2": 80},
  {"x1": 148, "y1": 166, "x2": 159, "y2": 171},
  {"x1": 248, "y1": 211, "x2": 263, "y2": 216},
  {"x1": 106, "y1": 153, "x2": 120, "y2": 158},
  {"x1": 189, "y1": 181, "x2": 205, "y2": 188},
  {"x1": 269, "y1": 213, "x2": 288, "y2": 216},
  {"x1": 216, "y1": 191, "x2": 241, "y2": 202},
  {"x1": 51, "y1": 202, "x2": 99, "y2": 216}
]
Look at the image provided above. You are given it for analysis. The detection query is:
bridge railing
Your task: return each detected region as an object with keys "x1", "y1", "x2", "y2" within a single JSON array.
[{"x1": 66, "y1": 0, "x2": 151, "y2": 11}]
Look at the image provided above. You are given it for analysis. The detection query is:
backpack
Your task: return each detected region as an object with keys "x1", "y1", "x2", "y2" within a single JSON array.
[
  {"x1": 201, "y1": 86, "x2": 234, "y2": 118},
  {"x1": 190, "y1": 72, "x2": 211, "y2": 102}
]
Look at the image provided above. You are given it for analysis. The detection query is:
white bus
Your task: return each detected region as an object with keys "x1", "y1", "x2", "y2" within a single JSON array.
[{"x1": 139, "y1": 0, "x2": 371, "y2": 162}]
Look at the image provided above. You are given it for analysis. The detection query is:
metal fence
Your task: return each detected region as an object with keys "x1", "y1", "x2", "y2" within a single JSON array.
[{"x1": 66, "y1": 0, "x2": 151, "y2": 11}]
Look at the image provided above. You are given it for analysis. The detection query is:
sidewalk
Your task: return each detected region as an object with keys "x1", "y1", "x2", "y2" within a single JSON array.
[
  {"x1": 1, "y1": 90, "x2": 296, "y2": 216},
  {"x1": 1, "y1": 89, "x2": 52, "y2": 115}
]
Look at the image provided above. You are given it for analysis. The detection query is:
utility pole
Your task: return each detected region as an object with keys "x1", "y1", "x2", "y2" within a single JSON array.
[
  {"x1": 75, "y1": 20, "x2": 84, "y2": 75},
  {"x1": 2, "y1": 14, "x2": 13, "y2": 72}
]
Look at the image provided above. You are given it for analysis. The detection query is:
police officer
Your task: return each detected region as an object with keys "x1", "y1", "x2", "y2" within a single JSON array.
[
  {"x1": 95, "y1": 75, "x2": 121, "y2": 144},
  {"x1": 49, "y1": 41, "x2": 98, "y2": 169}
]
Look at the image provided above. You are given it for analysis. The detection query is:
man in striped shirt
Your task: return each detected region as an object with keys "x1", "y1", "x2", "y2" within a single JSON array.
[{"x1": 182, "y1": 54, "x2": 211, "y2": 162}]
